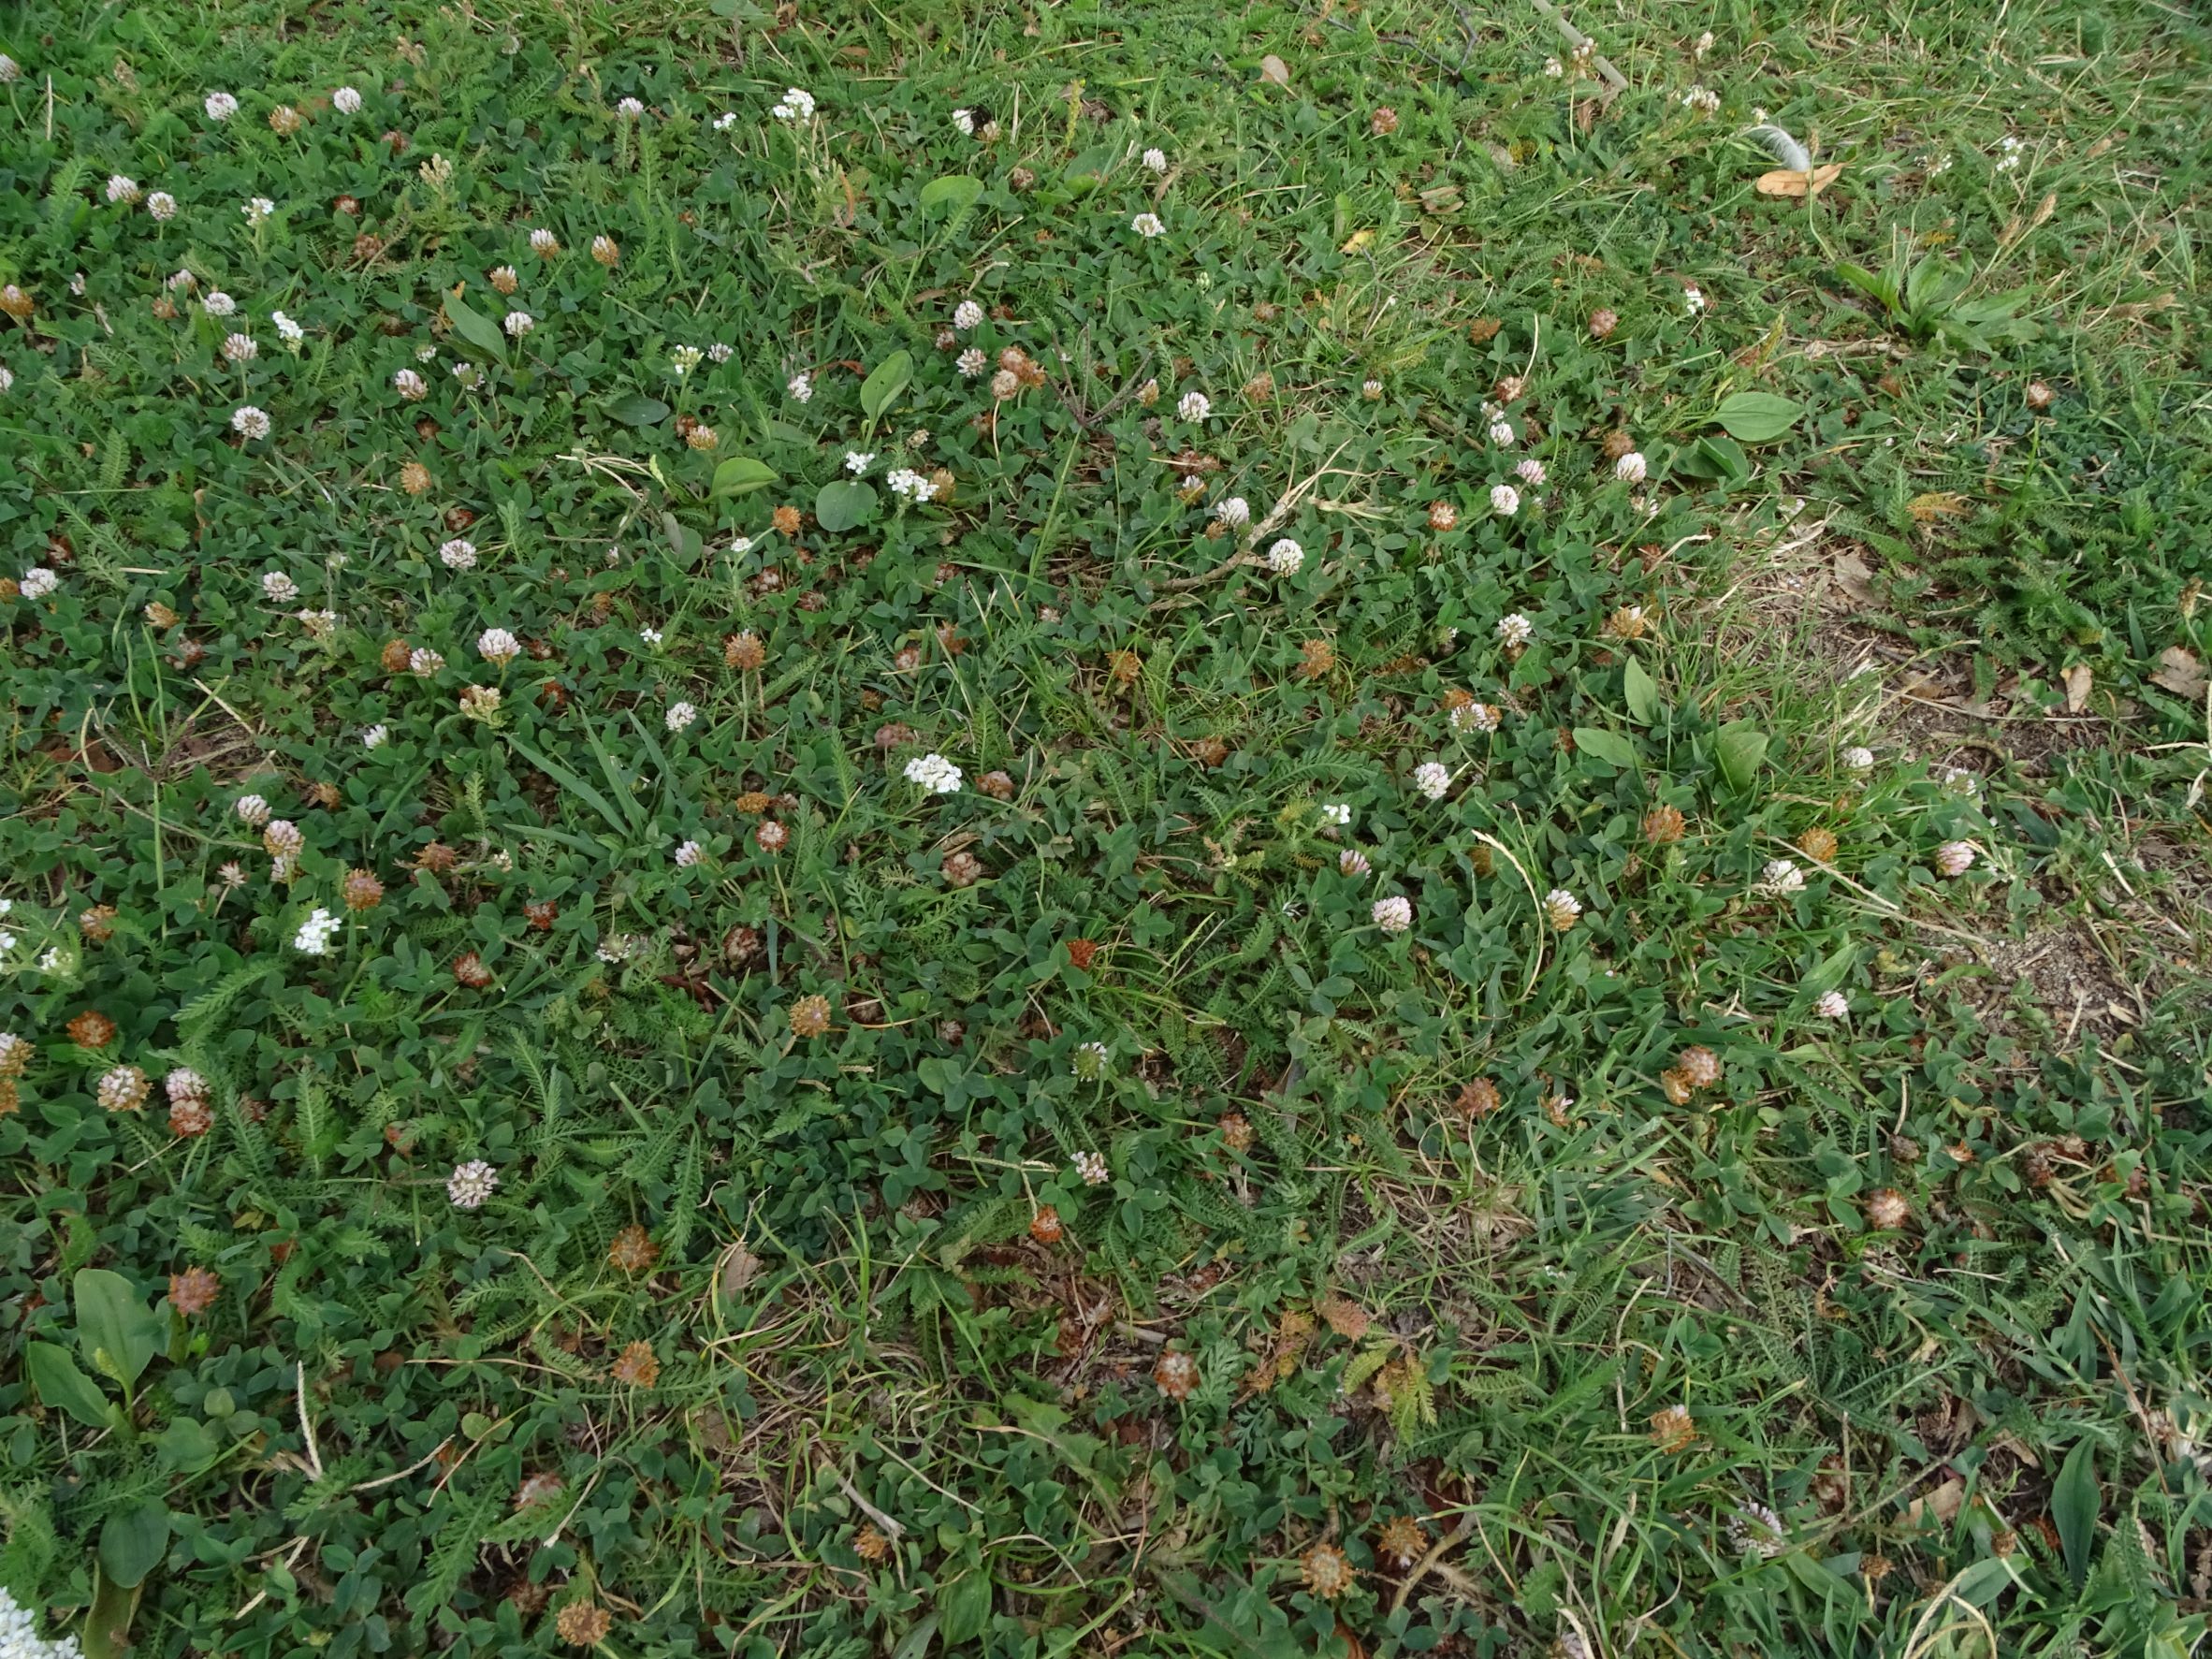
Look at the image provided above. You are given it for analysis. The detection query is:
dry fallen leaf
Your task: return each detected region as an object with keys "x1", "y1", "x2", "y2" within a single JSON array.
[
  {"x1": 2062, "y1": 663, "x2": 2093, "y2": 713},
  {"x1": 1339, "y1": 228, "x2": 1374, "y2": 254},
  {"x1": 1259, "y1": 53, "x2": 1290, "y2": 86},
  {"x1": 1904, "y1": 1477, "x2": 1966, "y2": 1526},
  {"x1": 2150, "y1": 646, "x2": 2207, "y2": 699},
  {"x1": 720, "y1": 1241, "x2": 765, "y2": 1301},
  {"x1": 1834, "y1": 550, "x2": 1879, "y2": 607},
  {"x1": 1756, "y1": 163, "x2": 1845, "y2": 198}
]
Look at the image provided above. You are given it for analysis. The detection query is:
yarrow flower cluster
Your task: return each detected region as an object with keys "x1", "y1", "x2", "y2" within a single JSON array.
[
  {"x1": 665, "y1": 701, "x2": 698, "y2": 733},
  {"x1": 772, "y1": 87, "x2": 817, "y2": 121},
  {"x1": 886, "y1": 467, "x2": 938, "y2": 502},
  {"x1": 904, "y1": 752, "x2": 963, "y2": 793},
  {"x1": 293, "y1": 907, "x2": 342, "y2": 954},
  {"x1": 844, "y1": 450, "x2": 875, "y2": 474},
  {"x1": 787, "y1": 371, "x2": 813, "y2": 402},
  {"x1": 1319, "y1": 802, "x2": 1351, "y2": 827},
  {"x1": 242, "y1": 196, "x2": 277, "y2": 225}
]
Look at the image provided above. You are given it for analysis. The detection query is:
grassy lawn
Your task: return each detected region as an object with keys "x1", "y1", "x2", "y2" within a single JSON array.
[{"x1": 2, "y1": 0, "x2": 2208, "y2": 1652}]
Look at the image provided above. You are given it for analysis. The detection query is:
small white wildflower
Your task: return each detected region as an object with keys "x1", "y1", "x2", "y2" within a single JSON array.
[
  {"x1": 1695, "y1": 30, "x2": 1715, "y2": 57},
  {"x1": 1614, "y1": 451, "x2": 1648, "y2": 484},
  {"x1": 1934, "y1": 841, "x2": 1977, "y2": 877},
  {"x1": 1729, "y1": 1503, "x2": 1785, "y2": 1558},
  {"x1": 674, "y1": 838, "x2": 705, "y2": 866},
  {"x1": 439, "y1": 538, "x2": 477, "y2": 571},
  {"x1": 1996, "y1": 135, "x2": 2023, "y2": 171},
  {"x1": 1813, "y1": 990, "x2": 1849, "y2": 1019},
  {"x1": 362, "y1": 723, "x2": 388, "y2": 749},
  {"x1": 1178, "y1": 390, "x2": 1210, "y2": 421},
  {"x1": 408, "y1": 647, "x2": 445, "y2": 677},
  {"x1": 953, "y1": 298, "x2": 984, "y2": 332},
  {"x1": 787, "y1": 371, "x2": 813, "y2": 402},
  {"x1": 415, "y1": 342, "x2": 438, "y2": 361},
  {"x1": 951, "y1": 108, "x2": 975, "y2": 136},
  {"x1": 223, "y1": 331, "x2": 258, "y2": 362},
  {"x1": 638, "y1": 627, "x2": 662, "y2": 648},
  {"x1": 1319, "y1": 802, "x2": 1352, "y2": 827},
  {"x1": 529, "y1": 227, "x2": 559, "y2": 255},
  {"x1": 145, "y1": 190, "x2": 177, "y2": 220},
  {"x1": 1684, "y1": 284, "x2": 1707, "y2": 314},
  {"x1": 729, "y1": 535, "x2": 755, "y2": 556},
  {"x1": 616, "y1": 96, "x2": 645, "y2": 120},
  {"x1": 776, "y1": 87, "x2": 816, "y2": 120},
  {"x1": 665, "y1": 701, "x2": 698, "y2": 733},
  {"x1": 1413, "y1": 761, "x2": 1451, "y2": 800},
  {"x1": 1072, "y1": 1040, "x2": 1111, "y2": 1079},
  {"x1": 1452, "y1": 701, "x2": 1501, "y2": 733},
  {"x1": 293, "y1": 907, "x2": 342, "y2": 954},
  {"x1": 1544, "y1": 888, "x2": 1583, "y2": 928},
  {"x1": 0, "y1": 55, "x2": 17, "y2": 83},
  {"x1": 231, "y1": 404, "x2": 270, "y2": 440},
  {"x1": 476, "y1": 627, "x2": 521, "y2": 663},
  {"x1": 1142, "y1": 147, "x2": 1168, "y2": 174},
  {"x1": 392, "y1": 367, "x2": 428, "y2": 401},
  {"x1": 904, "y1": 752, "x2": 963, "y2": 794},
  {"x1": 242, "y1": 196, "x2": 277, "y2": 225},
  {"x1": 205, "y1": 90, "x2": 240, "y2": 121},
  {"x1": 1762, "y1": 858, "x2": 1805, "y2": 894},
  {"x1": 1490, "y1": 419, "x2": 1515, "y2": 446},
  {"x1": 707, "y1": 342, "x2": 734, "y2": 362},
  {"x1": 1495, "y1": 613, "x2": 1534, "y2": 648},
  {"x1": 1681, "y1": 86, "x2": 1720, "y2": 114},
  {"x1": 106, "y1": 175, "x2": 141, "y2": 205},
  {"x1": 1131, "y1": 211, "x2": 1165, "y2": 238},
  {"x1": 235, "y1": 794, "x2": 272, "y2": 827},
  {"x1": 670, "y1": 344, "x2": 703, "y2": 374},
  {"x1": 333, "y1": 85, "x2": 363, "y2": 114},
  {"x1": 1373, "y1": 895, "x2": 1413, "y2": 934},
  {"x1": 713, "y1": 111, "x2": 738, "y2": 131},
  {"x1": 845, "y1": 450, "x2": 875, "y2": 474},
  {"x1": 886, "y1": 467, "x2": 938, "y2": 502},
  {"x1": 1074, "y1": 1150, "x2": 1110, "y2": 1186},
  {"x1": 1515, "y1": 457, "x2": 1547, "y2": 486},
  {"x1": 260, "y1": 570, "x2": 299, "y2": 603},
  {"x1": 17, "y1": 567, "x2": 57, "y2": 601},
  {"x1": 1264, "y1": 538, "x2": 1304, "y2": 576},
  {"x1": 502, "y1": 310, "x2": 533, "y2": 338},
  {"x1": 1490, "y1": 484, "x2": 1521, "y2": 517},
  {"x1": 451, "y1": 361, "x2": 481, "y2": 388},
  {"x1": 1841, "y1": 746, "x2": 1875, "y2": 772},
  {"x1": 1339, "y1": 848, "x2": 1372, "y2": 876},
  {"x1": 0, "y1": 367, "x2": 12, "y2": 395},
  {"x1": 1218, "y1": 496, "x2": 1251, "y2": 527},
  {"x1": 446, "y1": 1159, "x2": 499, "y2": 1209},
  {"x1": 1544, "y1": 56, "x2": 1564, "y2": 77},
  {"x1": 272, "y1": 310, "x2": 304, "y2": 344},
  {"x1": 1361, "y1": 377, "x2": 1384, "y2": 400},
  {"x1": 956, "y1": 346, "x2": 987, "y2": 377},
  {"x1": 990, "y1": 368, "x2": 1019, "y2": 399}
]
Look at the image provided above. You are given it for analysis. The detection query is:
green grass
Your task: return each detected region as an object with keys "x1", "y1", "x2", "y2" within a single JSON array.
[{"x1": 1, "y1": 0, "x2": 2209, "y2": 1654}]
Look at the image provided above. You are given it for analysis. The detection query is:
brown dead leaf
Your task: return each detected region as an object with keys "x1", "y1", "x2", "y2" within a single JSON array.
[
  {"x1": 2150, "y1": 646, "x2": 2207, "y2": 699},
  {"x1": 1903, "y1": 1477, "x2": 1965, "y2": 1526},
  {"x1": 1259, "y1": 53, "x2": 1290, "y2": 86},
  {"x1": 1756, "y1": 163, "x2": 1845, "y2": 198},
  {"x1": 2062, "y1": 663, "x2": 2093, "y2": 714},
  {"x1": 1317, "y1": 1293, "x2": 1371, "y2": 1340},
  {"x1": 1834, "y1": 550, "x2": 1879, "y2": 607},
  {"x1": 720, "y1": 1242, "x2": 765, "y2": 1301}
]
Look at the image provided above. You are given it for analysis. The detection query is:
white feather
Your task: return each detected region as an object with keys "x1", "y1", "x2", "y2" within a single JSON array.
[{"x1": 1746, "y1": 124, "x2": 1812, "y2": 173}]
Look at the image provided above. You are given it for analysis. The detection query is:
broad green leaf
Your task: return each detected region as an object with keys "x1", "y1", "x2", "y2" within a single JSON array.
[
  {"x1": 1800, "y1": 943, "x2": 1855, "y2": 997},
  {"x1": 1713, "y1": 391, "x2": 1804, "y2": 444},
  {"x1": 937, "y1": 1569, "x2": 992, "y2": 1644},
  {"x1": 604, "y1": 393, "x2": 671, "y2": 428},
  {"x1": 859, "y1": 351, "x2": 913, "y2": 421},
  {"x1": 77, "y1": 1268, "x2": 160, "y2": 1388},
  {"x1": 28, "y1": 1341, "x2": 114, "y2": 1428},
  {"x1": 2052, "y1": 1439, "x2": 2099, "y2": 1588},
  {"x1": 153, "y1": 1418, "x2": 219, "y2": 1471},
  {"x1": 1572, "y1": 727, "x2": 1638, "y2": 769},
  {"x1": 443, "y1": 293, "x2": 507, "y2": 359},
  {"x1": 98, "y1": 1501, "x2": 168, "y2": 1589},
  {"x1": 918, "y1": 174, "x2": 984, "y2": 215},
  {"x1": 815, "y1": 479, "x2": 878, "y2": 532},
  {"x1": 1623, "y1": 657, "x2": 1659, "y2": 723},
  {"x1": 711, "y1": 456, "x2": 777, "y2": 497},
  {"x1": 1715, "y1": 721, "x2": 1769, "y2": 792}
]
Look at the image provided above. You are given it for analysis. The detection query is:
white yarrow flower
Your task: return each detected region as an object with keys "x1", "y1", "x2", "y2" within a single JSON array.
[
  {"x1": 665, "y1": 700, "x2": 698, "y2": 732},
  {"x1": 844, "y1": 449, "x2": 875, "y2": 474},
  {"x1": 787, "y1": 371, "x2": 813, "y2": 402},
  {"x1": 904, "y1": 752, "x2": 963, "y2": 793},
  {"x1": 272, "y1": 310, "x2": 304, "y2": 343},
  {"x1": 1319, "y1": 802, "x2": 1351, "y2": 827},
  {"x1": 242, "y1": 196, "x2": 277, "y2": 225},
  {"x1": 293, "y1": 907, "x2": 342, "y2": 954}
]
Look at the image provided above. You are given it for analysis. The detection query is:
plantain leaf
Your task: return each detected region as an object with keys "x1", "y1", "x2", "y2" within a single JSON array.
[
  {"x1": 1715, "y1": 721, "x2": 1769, "y2": 792},
  {"x1": 711, "y1": 456, "x2": 777, "y2": 497},
  {"x1": 918, "y1": 174, "x2": 984, "y2": 215},
  {"x1": 1573, "y1": 727, "x2": 1638, "y2": 769},
  {"x1": 1713, "y1": 391, "x2": 1803, "y2": 444},
  {"x1": 1623, "y1": 657, "x2": 1660, "y2": 723},
  {"x1": 444, "y1": 293, "x2": 507, "y2": 359},
  {"x1": 604, "y1": 393, "x2": 671, "y2": 428},
  {"x1": 815, "y1": 480, "x2": 878, "y2": 532},
  {"x1": 859, "y1": 351, "x2": 913, "y2": 421}
]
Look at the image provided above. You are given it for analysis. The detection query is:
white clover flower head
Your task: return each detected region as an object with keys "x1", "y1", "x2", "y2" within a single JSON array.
[
  {"x1": 1495, "y1": 613, "x2": 1534, "y2": 648},
  {"x1": 146, "y1": 190, "x2": 177, "y2": 220},
  {"x1": 1319, "y1": 802, "x2": 1352, "y2": 827},
  {"x1": 665, "y1": 700, "x2": 698, "y2": 733},
  {"x1": 1490, "y1": 483, "x2": 1521, "y2": 517},
  {"x1": 671, "y1": 344, "x2": 703, "y2": 373},
  {"x1": 1372, "y1": 895, "x2": 1413, "y2": 934},
  {"x1": 1729, "y1": 1503, "x2": 1785, "y2": 1558},
  {"x1": 1177, "y1": 390, "x2": 1210, "y2": 421},
  {"x1": 1544, "y1": 888, "x2": 1583, "y2": 926},
  {"x1": 1218, "y1": 496, "x2": 1250, "y2": 527},
  {"x1": 1490, "y1": 419, "x2": 1516, "y2": 446},
  {"x1": 616, "y1": 96, "x2": 645, "y2": 119},
  {"x1": 596, "y1": 934, "x2": 640, "y2": 964},
  {"x1": 332, "y1": 85, "x2": 363, "y2": 114},
  {"x1": 1339, "y1": 848, "x2": 1372, "y2": 877},
  {"x1": 451, "y1": 361, "x2": 481, "y2": 388},
  {"x1": 1264, "y1": 538, "x2": 1304, "y2": 576},
  {"x1": 1071, "y1": 1041, "x2": 1111, "y2": 1080},
  {"x1": 223, "y1": 332, "x2": 257, "y2": 362},
  {"x1": 886, "y1": 467, "x2": 937, "y2": 502},
  {"x1": 408, "y1": 647, "x2": 444, "y2": 677},
  {"x1": 298, "y1": 607, "x2": 338, "y2": 639},
  {"x1": 106, "y1": 174, "x2": 141, "y2": 204},
  {"x1": 1516, "y1": 457, "x2": 1547, "y2": 486},
  {"x1": 205, "y1": 91, "x2": 240, "y2": 121},
  {"x1": 202, "y1": 290, "x2": 237, "y2": 316},
  {"x1": 1762, "y1": 858, "x2": 1806, "y2": 894},
  {"x1": 167, "y1": 269, "x2": 196, "y2": 291},
  {"x1": 439, "y1": 538, "x2": 477, "y2": 570},
  {"x1": 638, "y1": 626, "x2": 662, "y2": 648},
  {"x1": 1142, "y1": 146, "x2": 1168, "y2": 173},
  {"x1": 476, "y1": 627, "x2": 521, "y2": 663},
  {"x1": 1682, "y1": 86, "x2": 1720, "y2": 114},
  {"x1": 956, "y1": 346, "x2": 987, "y2": 376},
  {"x1": 1695, "y1": 29, "x2": 1715, "y2": 57},
  {"x1": 990, "y1": 368, "x2": 1020, "y2": 399},
  {"x1": 362, "y1": 723, "x2": 388, "y2": 749},
  {"x1": 446, "y1": 1159, "x2": 499, "y2": 1209},
  {"x1": 235, "y1": 793, "x2": 272, "y2": 827},
  {"x1": 844, "y1": 449, "x2": 875, "y2": 474},
  {"x1": 415, "y1": 342, "x2": 438, "y2": 361},
  {"x1": 1361, "y1": 377, "x2": 1384, "y2": 400},
  {"x1": 242, "y1": 196, "x2": 276, "y2": 225},
  {"x1": 502, "y1": 310, "x2": 533, "y2": 338},
  {"x1": 674, "y1": 838, "x2": 705, "y2": 867},
  {"x1": 1934, "y1": 840, "x2": 1978, "y2": 877},
  {"x1": 0, "y1": 55, "x2": 20, "y2": 83},
  {"x1": 231, "y1": 404, "x2": 270, "y2": 440},
  {"x1": 904, "y1": 752, "x2": 963, "y2": 794},
  {"x1": 1451, "y1": 701, "x2": 1501, "y2": 733},
  {"x1": 1413, "y1": 761, "x2": 1451, "y2": 800},
  {"x1": 951, "y1": 108, "x2": 975, "y2": 136},
  {"x1": 1841, "y1": 746, "x2": 1875, "y2": 771},
  {"x1": 272, "y1": 310, "x2": 304, "y2": 343},
  {"x1": 1074, "y1": 1150, "x2": 1110, "y2": 1186},
  {"x1": 1813, "y1": 990, "x2": 1849, "y2": 1019},
  {"x1": 529, "y1": 227, "x2": 559, "y2": 255},
  {"x1": 260, "y1": 570, "x2": 298, "y2": 603},
  {"x1": 0, "y1": 367, "x2": 12, "y2": 395},
  {"x1": 953, "y1": 298, "x2": 984, "y2": 332},
  {"x1": 18, "y1": 567, "x2": 57, "y2": 600},
  {"x1": 1131, "y1": 211, "x2": 1165, "y2": 238},
  {"x1": 293, "y1": 907, "x2": 342, "y2": 954},
  {"x1": 1614, "y1": 450, "x2": 1648, "y2": 484},
  {"x1": 787, "y1": 371, "x2": 813, "y2": 402},
  {"x1": 1996, "y1": 135, "x2": 2023, "y2": 170}
]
